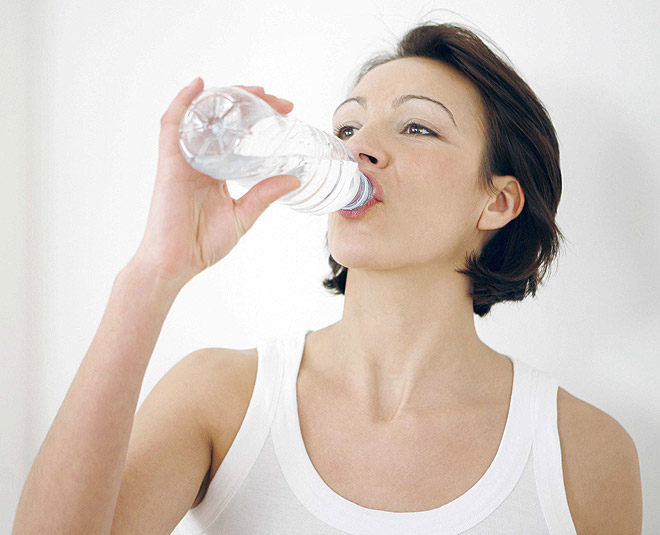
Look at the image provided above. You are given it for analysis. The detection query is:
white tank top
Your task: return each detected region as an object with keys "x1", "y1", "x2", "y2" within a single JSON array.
[{"x1": 174, "y1": 329, "x2": 577, "y2": 535}]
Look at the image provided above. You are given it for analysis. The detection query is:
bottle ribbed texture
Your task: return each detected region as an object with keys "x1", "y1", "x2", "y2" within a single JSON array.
[{"x1": 178, "y1": 86, "x2": 372, "y2": 215}]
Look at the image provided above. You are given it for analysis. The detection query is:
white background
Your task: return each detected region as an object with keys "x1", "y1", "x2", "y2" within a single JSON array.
[{"x1": 2, "y1": 0, "x2": 659, "y2": 532}]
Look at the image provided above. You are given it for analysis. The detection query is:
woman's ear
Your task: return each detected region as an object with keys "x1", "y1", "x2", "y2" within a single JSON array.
[{"x1": 477, "y1": 176, "x2": 525, "y2": 231}]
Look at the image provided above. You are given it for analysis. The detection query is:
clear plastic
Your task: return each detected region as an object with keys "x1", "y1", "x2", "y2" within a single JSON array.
[{"x1": 178, "y1": 85, "x2": 373, "y2": 215}]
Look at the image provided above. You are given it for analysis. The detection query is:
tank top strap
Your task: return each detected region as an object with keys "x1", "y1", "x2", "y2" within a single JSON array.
[
  {"x1": 530, "y1": 368, "x2": 578, "y2": 535},
  {"x1": 179, "y1": 335, "x2": 285, "y2": 533}
]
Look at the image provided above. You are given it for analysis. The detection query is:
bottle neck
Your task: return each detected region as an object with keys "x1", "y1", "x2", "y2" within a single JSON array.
[{"x1": 342, "y1": 171, "x2": 373, "y2": 210}]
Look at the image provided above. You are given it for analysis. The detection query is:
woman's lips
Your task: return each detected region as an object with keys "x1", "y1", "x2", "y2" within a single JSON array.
[{"x1": 338, "y1": 197, "x2": 380, "y2": 218}]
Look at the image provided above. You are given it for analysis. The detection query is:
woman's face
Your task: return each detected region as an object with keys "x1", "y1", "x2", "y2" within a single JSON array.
[{"x1": 328, "y1": 56, "x2": 494, "y2": 273}]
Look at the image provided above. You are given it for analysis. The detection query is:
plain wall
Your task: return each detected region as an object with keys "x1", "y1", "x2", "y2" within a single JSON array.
[
  {"x1": 1, "y1": 0, "x2": 31, "y2": 530},
  {"x1": 2, "y1": 0, "x2": 658, "y2": 532}
]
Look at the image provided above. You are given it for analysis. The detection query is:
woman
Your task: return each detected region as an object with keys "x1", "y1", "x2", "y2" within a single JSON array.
[{"x1": 14, "y1": 22, "x2": 642, "y2": 534}]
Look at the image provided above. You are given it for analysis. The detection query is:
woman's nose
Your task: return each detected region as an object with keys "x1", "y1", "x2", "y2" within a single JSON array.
[{"x1": 346, "y1": 133, "x2": 383, "y2": 166}]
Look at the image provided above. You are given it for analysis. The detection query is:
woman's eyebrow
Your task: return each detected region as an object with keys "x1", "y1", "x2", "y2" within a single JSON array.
[{"x1": 332, "y1": 94, "x2": 458, "y2": 129}]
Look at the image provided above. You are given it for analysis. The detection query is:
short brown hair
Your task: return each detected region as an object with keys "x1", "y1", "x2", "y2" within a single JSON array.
[{"x1": 322, "y1": 21, "x2": 564, "y2": 316}]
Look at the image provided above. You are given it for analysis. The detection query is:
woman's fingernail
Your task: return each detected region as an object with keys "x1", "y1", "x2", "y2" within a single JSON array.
[
  {"x1": 188, "y1": 77, "x2": 200, "y2": 87},
  {"x1": 289, "y1": 176, "x2": 301, "y2": 189}
]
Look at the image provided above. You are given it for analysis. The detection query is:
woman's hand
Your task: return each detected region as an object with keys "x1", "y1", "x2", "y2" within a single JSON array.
[{"x1": 129, "y1": 79, "x2": 300, "y2": 288}]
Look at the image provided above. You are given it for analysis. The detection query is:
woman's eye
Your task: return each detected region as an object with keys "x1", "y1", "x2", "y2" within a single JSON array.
[
  {"x1": 405, "y1": 123, "x2": 437, "y2": 136},
  {"x1": 333, "y1": 124, "x2": 355, "y2": 139},
  {"x1": 333, "y1": 122, "x2": 437, "y2": 139}
]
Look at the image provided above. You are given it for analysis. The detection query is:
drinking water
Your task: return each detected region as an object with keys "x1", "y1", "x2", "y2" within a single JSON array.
[{"x1": 178, "y1": 86, "x2": 373, "y2": 215}]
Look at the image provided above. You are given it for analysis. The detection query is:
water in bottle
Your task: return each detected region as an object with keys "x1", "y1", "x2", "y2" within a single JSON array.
[{"x1": 178, "y1": 86, "x2": 373, "y2": 215}]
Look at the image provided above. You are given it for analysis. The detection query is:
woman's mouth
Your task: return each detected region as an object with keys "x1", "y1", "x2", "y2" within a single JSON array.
[{"x1": 337, "y1": 198, "x2": 380, "y2": 218}]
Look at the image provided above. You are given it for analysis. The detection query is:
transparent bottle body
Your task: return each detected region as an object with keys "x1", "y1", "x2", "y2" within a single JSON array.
[{"x1": 178, "y1": 86, "x2": 373, "y2": 215}]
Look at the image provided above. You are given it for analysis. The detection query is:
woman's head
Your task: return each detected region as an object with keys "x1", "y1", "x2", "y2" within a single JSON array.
[{"x1": 323, "y1": 22, "x2": 563, "y2": 316}]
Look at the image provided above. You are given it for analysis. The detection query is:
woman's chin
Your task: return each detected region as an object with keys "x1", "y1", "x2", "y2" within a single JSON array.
[
  {"x1": 328, "y1": 230, "x2": 394, "y2": 268},
  {"x1": 328, "y1": 246, "x2": 389, "y2": 270}
]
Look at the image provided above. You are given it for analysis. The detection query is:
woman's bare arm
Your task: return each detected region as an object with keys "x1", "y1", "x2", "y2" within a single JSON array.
[
  {"x1": 109, "y1": 345, "x2": 257, "y2": 533},
  {"x1": 13, "y1": 262, "x2": 189, "y2": 533},
  {"x1": 12, "y1": 79, "x2": 299, "y2": 535},
  {"x1": 13, "y1": 262, "x2": 183, "y2": 534}
]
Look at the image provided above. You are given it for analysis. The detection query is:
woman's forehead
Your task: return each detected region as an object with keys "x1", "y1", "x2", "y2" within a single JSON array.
[
  {"x1": 342, "y1": 58, "x2": 486, "y2": 132},
  {"x1": 354, "y1": 57, "x2": 475, "y2": 96}
]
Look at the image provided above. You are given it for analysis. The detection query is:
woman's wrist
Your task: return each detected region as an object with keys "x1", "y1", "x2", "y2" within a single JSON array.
[{"x1": 117, "y1": 256, "x2": 190, "y2": 304}]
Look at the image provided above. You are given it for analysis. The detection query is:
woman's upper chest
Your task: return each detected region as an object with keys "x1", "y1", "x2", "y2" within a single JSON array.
[{"x1": 295, "y1": 366, "x2": 512, "y2": 513}]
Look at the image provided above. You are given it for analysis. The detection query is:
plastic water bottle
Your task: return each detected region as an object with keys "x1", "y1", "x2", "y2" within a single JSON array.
[{"x1": 178, "y1": 85, "x2": 373, "y2": 215}]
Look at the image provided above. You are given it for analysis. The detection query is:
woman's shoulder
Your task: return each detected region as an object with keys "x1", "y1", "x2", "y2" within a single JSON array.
[
  {"x1": 181, "y1": 347, "x2": 259, "y2": 449},
  {"x1": 183, "y1": 347, "x2": 260, "y2": 507},
  {"x1": 557, "y1": 387, "x2": 642, "y2": 534},
  {"x1": 190, "y1": 346, "x2": 258, "y2": 377},
  {"x1": 160, "y1": 346, "x2": 258, "y2": 417},
  {"x1": 191, "y1": 346, "x2": 259, "y2": 410}
]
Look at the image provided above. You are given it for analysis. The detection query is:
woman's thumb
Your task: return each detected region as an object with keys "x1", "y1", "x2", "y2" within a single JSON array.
[{"x1": 234, "y1": 174, "x2": 301, "y2": 232}]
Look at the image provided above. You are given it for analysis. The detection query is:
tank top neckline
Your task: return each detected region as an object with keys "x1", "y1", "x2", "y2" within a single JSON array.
[{"x1": 270, "y1": 329, "x2": 535, "y2": 535}]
